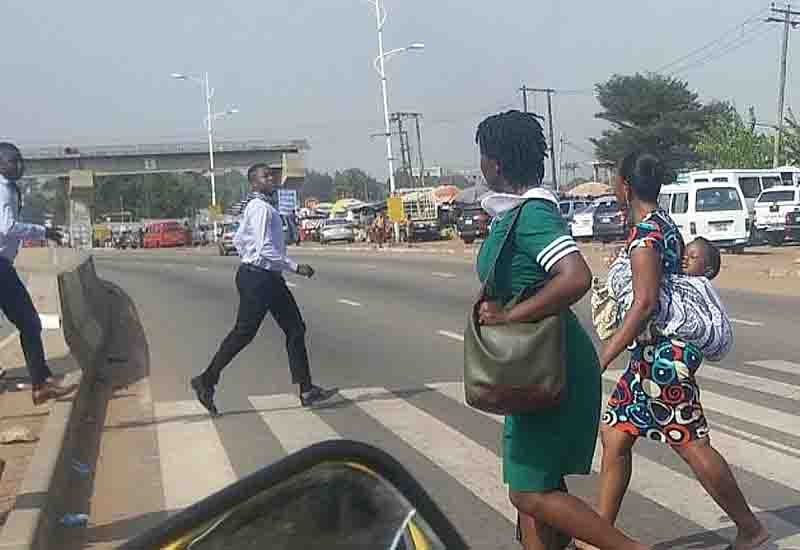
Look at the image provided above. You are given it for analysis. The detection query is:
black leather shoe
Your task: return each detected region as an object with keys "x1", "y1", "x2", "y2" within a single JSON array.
[
  {"x1": 191, "y1": 376, "x2": 219, "y2": 417},
  {"x1": 300, "y1": 385, "x2": 338, "y2": 407}
]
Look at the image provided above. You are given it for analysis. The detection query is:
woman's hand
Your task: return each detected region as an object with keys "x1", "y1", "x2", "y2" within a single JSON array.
[{"x1": 478, "y1": 301, "x2": 509, "y2": 325}]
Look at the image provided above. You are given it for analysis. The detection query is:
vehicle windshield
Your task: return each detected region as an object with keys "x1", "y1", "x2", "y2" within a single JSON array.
[
  {"x1": 576, "y1": 203, "x2": 598, "y2": 215},
  {"x1": 695, "y1": 188, "x2": 743, "y2": 212},
  {"x1": 595, "y1": 202, "x2": 619, "y2": 214},
  {"x1": 757, "y1": 190, "x2": 796, "y2": 203},
  {"x1": 325, "y1": 219, "x2": 350, "y2": 226}
]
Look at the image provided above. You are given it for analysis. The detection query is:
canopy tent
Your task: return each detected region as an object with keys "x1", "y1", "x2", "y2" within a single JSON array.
[
  {"x1": 453, "y1": 183, "x2": 491, "y2": 205},
  {"x1": 564, "y1": 181, "x2": 613, "y2": 198}
]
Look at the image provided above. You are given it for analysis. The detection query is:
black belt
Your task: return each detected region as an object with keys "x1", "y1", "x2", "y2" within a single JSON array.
[{"x1": 240, "y1": 263, "x2": 281, "y2": 276}]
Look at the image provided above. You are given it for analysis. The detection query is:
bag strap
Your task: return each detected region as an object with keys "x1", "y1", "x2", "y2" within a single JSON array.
[{"x1": 479, "y1": 199, "x2": 532, "y2": 300}]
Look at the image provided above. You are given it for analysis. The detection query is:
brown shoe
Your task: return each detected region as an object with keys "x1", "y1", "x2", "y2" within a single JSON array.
[{"x1": 32, "y1": 381, "x2": 78, "y2": 406}]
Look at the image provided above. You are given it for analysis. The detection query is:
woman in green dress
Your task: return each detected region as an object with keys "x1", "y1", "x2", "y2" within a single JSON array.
[{"x1": 474, "y1": 111, "x2": 649, "y2": 550}]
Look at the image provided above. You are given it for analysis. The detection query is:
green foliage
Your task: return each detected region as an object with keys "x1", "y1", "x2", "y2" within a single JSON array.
[
  {"x1": 693, "y1": 104, "x2": 773, "y2": 169},
  {"x1": 592, "y1": 73, "x2": 722, "y2": 175}
]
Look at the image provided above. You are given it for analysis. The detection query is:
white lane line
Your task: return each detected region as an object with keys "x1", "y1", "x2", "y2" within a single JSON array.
[
  {"x1": 39, "y1": 314, "x2": 60, "y2": 330},
  {"x1": 431, "y1": 382, "x2": 799, "y2": 547},
  {"x1": 437, "y1": 330, "x2": 465, "y2": 342},
  {"x1": 337, "y1": 299, "x2": 362, "y2": 307},
  {"x1": 154, "y1": 400, "x2": 236, "y2": 511},
  {"x1": 0, "y1": 331, "x2": 19, "y2": 351},
  {"x1": 195, "y1": 267, "x2": 210, "y2": 272},
  {"x1": 249, "y1": 394, "x2": 340, "y2": 454},
  {"x1": 746, "y1": 360, "x2": 799, "y2": 375},
  {"x1": 730, "y1": 318, "x2": 765, "y2": 327},
  {"x1": 363, "y1": 264, "x2": 378, "y2": 270},
  {"x1": 286, "y1": 281, "x2": 298, "y2": 288},
  {"x1": 697, "y1": 364, "x2": 799, "y2": 400},
  {"x1": 602, "y1": 371, "x2": 800, "y2": 437},
  {"x1": 341, "y1": 387, "x2": 516, "y2": 522},
  {"x1": 428, "y1": 382, "x2": 502, "y2": 423},
  {"x1": 432, "y1": 272, "x2": 457, "y2": 279}
]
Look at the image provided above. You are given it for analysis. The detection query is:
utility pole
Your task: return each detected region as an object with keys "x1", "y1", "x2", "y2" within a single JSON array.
[
  {"x1": 559, "y1": 134, "x2": 565, "y2": 194},
  {"x1": 767, "y1": 3, "x2": 800, "y2": 167},
  {"x1": 391, "y1": 112, "x2": 425, "y2": 187},
  {"x1": 520, "y1": 87, "x2": 559, "y2": 191}
]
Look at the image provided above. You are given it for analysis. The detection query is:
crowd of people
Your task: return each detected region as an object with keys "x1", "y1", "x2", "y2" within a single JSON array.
[{"x1": 0, "y1": 108, "x2": 771, "y2": 549}]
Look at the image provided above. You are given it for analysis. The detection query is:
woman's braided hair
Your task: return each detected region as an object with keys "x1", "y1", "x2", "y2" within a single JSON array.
[{"x1": 475, "y1": 110, "x2": 548, "y2": 188}]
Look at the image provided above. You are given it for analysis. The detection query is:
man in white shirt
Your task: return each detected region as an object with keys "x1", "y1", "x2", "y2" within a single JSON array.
[
  {"x1": 0, "y1": 142, "x2": 77, "y2": 405},
  {"x1": 191, "y1": 164, "x2": 337, "y2": 415}
]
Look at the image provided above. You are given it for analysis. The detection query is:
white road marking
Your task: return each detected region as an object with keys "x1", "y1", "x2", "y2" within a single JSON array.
[
  {"x1": 363, "y1": 264, "x2": 378, "y2": 270},
  {"x1": 432, "y1": 272, "x2": 457, "y2": 279},
  {"x1": 38, "y1": 314, "x2": 60, "y2": 330},
  {"x1": 249, "y1": 394, "x2": 340, "y2": 454},
  {"x1": 0, "y1": 331, "x2": 19, "y2": 351},
  {"x1": 337, "y1": 299, "x2": 362, "y2": 307},
  {"x1": 195, "y1": 267, "x2": 209, "y2": 272},
  {"x1": 341, "y1": 387, "x2": 516, "y2": 522},
  {"x1": 437, "y1": 330, "x2": 465, "y2": 342},
  {"x1": 730, "y1": 318, "x2": 765, "y2": 327},
  {"x1": 746, "y1": 360, "x2": 799, "y2": 375},
  {"x1": 154, "y1": 400, "x2": 236, "y2": 510},
  {"x1": 428, "y1": 382, "x2": 503, "y2": 423},
  {"x1": 286, "y1": 281, "x2": 298, "y2": 288},
  {"x1": 432, "y1": 381, "x2": 800, "y2": 547},
  {"x1": 697, "y1": 363, "x2": 799, "y2": 400}
]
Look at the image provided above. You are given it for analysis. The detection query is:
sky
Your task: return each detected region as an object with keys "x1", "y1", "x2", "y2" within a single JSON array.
[{"x1": 1, "y1": 1, "x2": 794, "y2": 181}]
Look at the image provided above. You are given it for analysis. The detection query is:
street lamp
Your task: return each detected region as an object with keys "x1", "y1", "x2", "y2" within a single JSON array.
[
  {"x1": 171, "y1": 72, "x2": 238, "y2": 242},
  {"x1": 366, "y1": 0, "x2": 424, "y2": 241}
]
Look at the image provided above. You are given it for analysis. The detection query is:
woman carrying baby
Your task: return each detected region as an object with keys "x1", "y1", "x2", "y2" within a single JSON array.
[{"x1": 592, "y1": 151, "x2": 768, "y2": 550}]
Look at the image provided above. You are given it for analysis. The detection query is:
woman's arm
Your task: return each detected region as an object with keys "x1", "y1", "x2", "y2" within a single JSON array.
[
  {"x1": 598, "y1": 247, "x2": 661, "y2": 371},
  {"x1": 479, "y1": 252, "x2": 592, "y2": 325}
]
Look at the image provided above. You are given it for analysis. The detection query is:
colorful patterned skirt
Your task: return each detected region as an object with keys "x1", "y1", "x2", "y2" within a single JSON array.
[{"x1": 602, "y1": 336, "x2": 709, "y2": 446}]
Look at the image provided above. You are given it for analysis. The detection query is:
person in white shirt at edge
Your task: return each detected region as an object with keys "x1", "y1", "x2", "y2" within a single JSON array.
[
  {"x1": 0, "y1": 143, "x2": 78, "y2": 404},
  {"x1": 191, "y1": 164, "x2": 337, "y2": 416}
]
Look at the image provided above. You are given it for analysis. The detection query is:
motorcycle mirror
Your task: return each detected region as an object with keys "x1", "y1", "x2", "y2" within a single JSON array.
[{"x1": 120, "y1": 440, "x2": 467, "y2": 549}]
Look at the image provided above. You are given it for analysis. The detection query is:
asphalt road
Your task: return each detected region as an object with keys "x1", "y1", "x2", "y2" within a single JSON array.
[{"x1": 90, "y1": 246, "x2": 800, "y2": 549}]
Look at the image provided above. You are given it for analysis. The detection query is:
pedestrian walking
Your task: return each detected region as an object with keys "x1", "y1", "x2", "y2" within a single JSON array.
[
  {"x1": 473, "y1": 112, "x2": 649, "y2": 550},
  {"x1": 191, "y1": 164, "x2": 337, "y2": 416},
  {"x1": 0, "y1": 143, "x2": 77, "y2": 405},
  {"x1": 591, "y1": 151, "x2": 767, "y2": 550}
]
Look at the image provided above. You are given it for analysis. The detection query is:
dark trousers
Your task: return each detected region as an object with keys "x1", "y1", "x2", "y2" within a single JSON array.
[
  {"x1": 203, "y1": 264, "x2": 312, "y2": 388},
  {"x1": 0, "y1": 258, "x2": 52, "y2": 386}
]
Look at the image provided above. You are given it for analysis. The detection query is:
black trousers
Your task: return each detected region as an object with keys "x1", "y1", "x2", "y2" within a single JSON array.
[
  {"x1": 0, "y1": 258, "x2": 53, "y2": 386},
  {"x1": 203, "y1": 264, "x2": 312, "y2": 388}
]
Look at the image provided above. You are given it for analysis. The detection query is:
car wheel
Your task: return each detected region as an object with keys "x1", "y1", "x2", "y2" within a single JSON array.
[{"x1": 463, "y1": 237, "x2": 475, "y2": 245}]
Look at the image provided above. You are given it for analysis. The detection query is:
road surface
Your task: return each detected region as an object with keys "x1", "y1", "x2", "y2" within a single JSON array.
[{"x1": 86, "y1": 246, "x2": 800, "y2": 549}]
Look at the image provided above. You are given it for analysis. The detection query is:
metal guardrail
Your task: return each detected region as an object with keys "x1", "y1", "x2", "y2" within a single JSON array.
[{"x1": 21, "y1": 139, "x2": 309, "y2": 159}]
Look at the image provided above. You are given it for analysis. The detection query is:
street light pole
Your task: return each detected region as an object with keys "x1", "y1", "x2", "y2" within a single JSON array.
[{"x1": 203, "y1": 71, "x2": 219, "y2": 242}]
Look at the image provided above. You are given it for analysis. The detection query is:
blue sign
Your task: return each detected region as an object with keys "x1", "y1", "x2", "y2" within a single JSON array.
[{"x1": 277, "y1": 189, "x2": 298, "y2": 215}]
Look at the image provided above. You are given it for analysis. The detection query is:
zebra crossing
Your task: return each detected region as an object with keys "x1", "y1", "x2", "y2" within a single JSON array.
[{"x1": 150, "y1": 359, "x2": 800, "y2": 549}]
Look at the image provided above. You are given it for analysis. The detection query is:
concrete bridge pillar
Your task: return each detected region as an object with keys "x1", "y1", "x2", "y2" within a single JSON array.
[{"x1": 67, "y1": 169, "x2": 95, "y2": 249}]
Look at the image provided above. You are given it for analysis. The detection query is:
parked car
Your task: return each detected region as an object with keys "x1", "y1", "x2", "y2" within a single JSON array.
[
  {"x1": 659, "y1": 179, "x2": 750, "y2": 252},
  {"x1": 752, "y1": 186, "x2": 800, "y2": 246},
  {"x1": 559, "y1": 200, "x2": 592, "y2": 224},
  {"x1": 593, "y1": 199, "x2": 627, "y2": 242},
  {"x1": 786, "y1": 209, "x2": 800, "y2": 241},
  {"x1": 456, "y1": 205, "x2": 490, "y2": 244},
  {"x1": 319, "y1": 219, "x2": 355, "y2": 245},
  {"x1": 218, "y1": 222, "x2": 239, "y2": 256}
]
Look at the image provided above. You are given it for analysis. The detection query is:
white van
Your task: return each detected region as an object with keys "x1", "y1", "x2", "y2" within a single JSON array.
[
  {"x1": 687, "y1": 169, "x2": 781, "y2": 220},
  {"x1": 659, "y1": 178, "x2": 750, "y2": 252},
  {"x1": 776, "y1": 165, "x2": 800, "y2": 186},
  {"x1": 753, "y1": 186, "x2": 800, "y2": 246}
]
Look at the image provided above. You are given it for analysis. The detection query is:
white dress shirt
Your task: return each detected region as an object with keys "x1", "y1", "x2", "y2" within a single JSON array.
[
  {"x1": 0, "y1": 175, "x2": 46, "y2": 262},
  {"x1": 234, "y1": 193, "x2": 298, "y2": 273}
]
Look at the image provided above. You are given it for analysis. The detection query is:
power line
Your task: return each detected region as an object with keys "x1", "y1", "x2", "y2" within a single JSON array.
[
  {"x1": 669, "y1": 25, "x2": 774, "y2": 76},
  {"x1": 654, "y1": 6, "x2": 770, "y2": 74},
  {"x1": 766, "y1": 2, "x2": 800, "y2": 166}
]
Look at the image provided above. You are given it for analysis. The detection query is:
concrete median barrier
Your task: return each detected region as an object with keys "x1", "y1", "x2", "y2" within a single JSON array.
[{"x1": 0, "y1": 248, "x2": 118, "y2": 550}]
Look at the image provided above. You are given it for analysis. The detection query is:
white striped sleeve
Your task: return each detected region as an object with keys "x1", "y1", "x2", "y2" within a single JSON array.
[{"x1": 536, "y1": 234, "x2": 579, "y2": 272}]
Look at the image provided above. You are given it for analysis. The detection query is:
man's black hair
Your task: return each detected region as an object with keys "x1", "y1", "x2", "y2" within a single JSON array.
[
  {"x1": 247, "y1": 163, "x2": 270, "y2": 182},
  {"x1": 693, "y1": 237, "x2": 721, "y2": 280},
  {"x1": 475, "y1": 110, "x2": 548, "y2": 187},
  {"x1": 617, "y1": 151, "x2": 665, "y2": 203}
]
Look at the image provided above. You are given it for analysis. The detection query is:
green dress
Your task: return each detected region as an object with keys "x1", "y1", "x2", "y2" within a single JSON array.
[{"x1": 476, "y1": 199, "x2": 601, "y2": 492}]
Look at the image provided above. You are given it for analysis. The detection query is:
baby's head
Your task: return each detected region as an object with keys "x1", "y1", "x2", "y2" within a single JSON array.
[{"x1": 682, "y1": 237, "x2": 721, "y2": 279}]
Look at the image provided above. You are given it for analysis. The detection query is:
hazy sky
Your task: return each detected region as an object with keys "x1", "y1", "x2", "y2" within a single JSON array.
[{"x1": 1, "y1": 1, "x2": 792, "y2": 180}]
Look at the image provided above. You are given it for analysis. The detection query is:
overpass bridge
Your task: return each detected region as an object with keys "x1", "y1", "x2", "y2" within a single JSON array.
[{"x1": 20, "y1": 138, "x2": 308, "y2": 186}]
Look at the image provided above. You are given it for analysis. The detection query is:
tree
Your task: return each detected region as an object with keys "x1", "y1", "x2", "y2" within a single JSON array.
[
  {"x1": 333, "y1": 169, "x2": 384, "y2": 202},
  {"x1": 782, "y1": 108, "x2": 800, "y2": 165},
  {"x1": 302, "y1": 170, "x2": 335, "y2": 202},
  {"x1": 592, "y1": 73, "x2": 721, "y2": 175},
  {"x1": 693, "y1": 104, "x2": 773, "y2": 169}
]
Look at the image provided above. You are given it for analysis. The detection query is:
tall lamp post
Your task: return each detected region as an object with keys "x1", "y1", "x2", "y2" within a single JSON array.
[
  {"x1": 171, "y1": 72, "x2": 238, "y2": 242},
  {"x1": 366, "y1": 0, "x2": 424, "y2": 241}
]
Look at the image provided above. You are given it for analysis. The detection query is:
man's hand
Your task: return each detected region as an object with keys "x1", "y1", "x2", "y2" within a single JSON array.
[
  {"x1": 478, "y1": 300, "x2": 508, "y2": 325},
  {"x1": 45, "y1": 227, "x2": 63, "y2": 243},
  {"x1": 296, "y1": 264, "x2": 315, "y2": 278}
]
